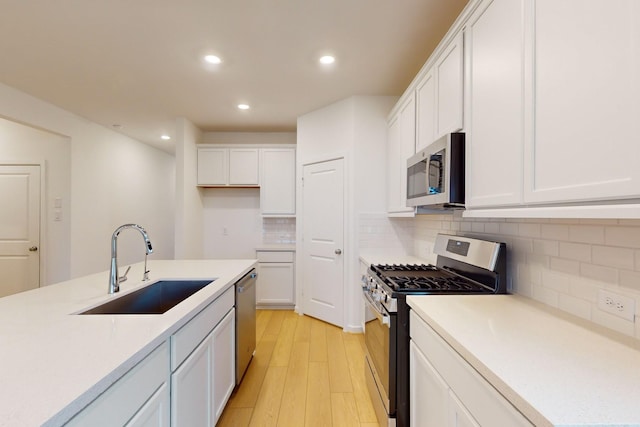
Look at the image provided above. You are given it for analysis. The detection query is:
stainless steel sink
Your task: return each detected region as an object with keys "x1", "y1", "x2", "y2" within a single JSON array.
[{"x1": 80, "y1": 279, "x2": 215, "y2": 314}]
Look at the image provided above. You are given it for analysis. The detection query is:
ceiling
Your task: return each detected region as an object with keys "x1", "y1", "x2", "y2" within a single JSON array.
[{"x1": 0, "y1": 0, "x2": 468, "y2": 153}]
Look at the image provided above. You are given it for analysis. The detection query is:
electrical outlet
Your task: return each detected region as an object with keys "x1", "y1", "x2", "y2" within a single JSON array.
[{"x1": 597, "y1": 289, "x2": 636, "y2": 322}]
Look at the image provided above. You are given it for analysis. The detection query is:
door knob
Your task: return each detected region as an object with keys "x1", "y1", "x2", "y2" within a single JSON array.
[
  {"x1": 29, "y1": 246, "x2": 38, "y2": 252},
  {"x1": 335, "y1": 249, "x2": 342, "y2": 255}
]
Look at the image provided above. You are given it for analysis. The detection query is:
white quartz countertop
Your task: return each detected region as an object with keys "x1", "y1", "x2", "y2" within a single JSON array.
[
  {"x1": 0, "y1": 259, "x2": 257, "y2": 427},
  {"x1": 407, "y1": 294, "x2": 640, "y2": 427}
]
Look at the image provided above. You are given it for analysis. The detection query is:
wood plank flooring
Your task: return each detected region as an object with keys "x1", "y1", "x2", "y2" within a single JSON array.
[{"x1": 217, "y1": 310, "x2": 379, "y2": 427}]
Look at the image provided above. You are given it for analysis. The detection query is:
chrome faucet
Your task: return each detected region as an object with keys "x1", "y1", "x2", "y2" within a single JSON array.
[{"x1": 108, "y1": 224, "x2": 153, "y2": 294}]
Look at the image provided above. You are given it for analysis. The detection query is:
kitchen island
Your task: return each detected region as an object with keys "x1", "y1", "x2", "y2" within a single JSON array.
[
  {"x1": 0, "y1": 259, "x2": 256, "y2": 426},
  {"x1": 407, "y1": 294, "x2": 640, "y2": 426}
]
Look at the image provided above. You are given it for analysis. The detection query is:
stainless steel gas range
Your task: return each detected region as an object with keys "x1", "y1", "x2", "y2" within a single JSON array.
[{"x1": 362, "y1": 233, "x2": 507, "y2": 427}]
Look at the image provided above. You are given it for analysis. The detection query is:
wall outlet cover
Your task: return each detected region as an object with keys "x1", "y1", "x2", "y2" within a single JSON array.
[{"x1": 597, "y1": 289, "x2": 636, "y2": 322}]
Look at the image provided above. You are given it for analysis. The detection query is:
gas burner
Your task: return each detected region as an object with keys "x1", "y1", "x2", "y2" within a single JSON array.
[
  {"x1": 374, "y1": 263, "x2": 438, "y2": 272},
  {"x1": 387, "y1": 275, "x2": 489, "y2": 292}
]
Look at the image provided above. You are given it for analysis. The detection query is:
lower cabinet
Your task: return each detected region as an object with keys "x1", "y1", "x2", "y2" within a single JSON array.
[
  {"x1": 171, "y1": 286, "x2": 236, "y2": 426},
  {"x1": 66, "y1": 342, "x2": 170, "y2": 427},
  {"x1": 409, "y1": 311, "x2": 532, "y2": 427},
  {"x1": 171, "y1": 309, "x2": 235, "y2": 426},
  {"x1": 256, "y1": 250, "x2": 295, "y2": 308}
]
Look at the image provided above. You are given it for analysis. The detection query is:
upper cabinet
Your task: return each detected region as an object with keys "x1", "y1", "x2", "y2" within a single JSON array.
[
  {"x1": 387, "y1": 93, "x2": 416, "y2": 216},
  {"x1": 197, "y1": 147, "x2": 259, "y2": 186},
  {"x1": 465, "y1": 0, "x2": 524, "y2": 208},
  {"x1": 416, "y1": 32, "x2": 464, "y2": 152},
  {"x1": 197, "y1": 144, "x2": 296, "y2": 216},
  {"x1": 260, "y1": 148, "x2": 296, "y2": 216},
  {"x1": 523, "y1": 0, "x2": 640, "y2": 205}
]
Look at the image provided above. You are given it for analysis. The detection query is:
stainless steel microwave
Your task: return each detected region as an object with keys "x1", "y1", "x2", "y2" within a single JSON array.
[{"x1": 406, "y1": 132, "x2": 465, "y2": 210}]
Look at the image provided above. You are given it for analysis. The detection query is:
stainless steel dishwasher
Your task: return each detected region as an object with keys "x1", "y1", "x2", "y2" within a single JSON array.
[{"x1": 235, "y1": 269, "x2": 257, "y2": 386}]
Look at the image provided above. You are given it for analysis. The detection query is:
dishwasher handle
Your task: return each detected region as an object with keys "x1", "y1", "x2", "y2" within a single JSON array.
[{"x1": 236, "y1": 270, "x2": 257, "y2": 293}]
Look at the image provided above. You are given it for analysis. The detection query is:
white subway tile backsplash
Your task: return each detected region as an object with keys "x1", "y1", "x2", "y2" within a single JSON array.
[
  {"x1": 579, "y1": 263, "x2": 618, "y2": 284},
  {"x1": 541, "y1": 224, "x2": 570, "y2": 241},
  {"x1": 549, "y1": 257, "x2": 580, "y2": 275},
  {"x1": 541, "y1": 269, "x2": 570, "y2": 294},
  {"x1": 619, "y1": 270, "x2": 640, "y2": 293},
  {"x1": 557, "y1": 293, "x2": 592, "y2": 321},
  {"x1": 381, "y1": 215, "x2": 640, "y2": 340},
  {"x1": 592, "y1": 246, "x2": 635, "y2": 270},
  {"x1": 533, "y1": 239, "x2": 559, "y2": 256},
  {"x1": 558, "y1": 242, "x2": 592, "y2": 262},
  {"x1": 568, "y1": 225, "x2": 605, "y2": 244},
  {"x1": 605, "y1": 226, "x2": 640, "y2": 248}
]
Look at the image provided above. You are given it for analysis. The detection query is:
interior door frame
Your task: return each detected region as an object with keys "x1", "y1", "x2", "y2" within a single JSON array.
[
  {"x1": 0, "y1": 161, "x2": 45, "y2": 288},
  {"x1": 296, "y1": 153, "x2": 350, "y2": 329}
]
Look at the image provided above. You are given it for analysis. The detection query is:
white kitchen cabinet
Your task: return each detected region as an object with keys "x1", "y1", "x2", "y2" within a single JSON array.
[
  {"x1": 415, "y1": 32, "x2": 464, "y2": 153},
  {"x1": 256, "y1": 250, "x2": 295, "y2": 308},
  {"x1": 126, "y1": 383, "x2": 169, "y2": 427},
  {"x1": 386, "y1": 93, "x2": 416, "y2": 216},
  {"x1": 260, "y1": 148, "x2": 296, "y2": 216},
  {"x1": 410, "y1": 311, "x2": 532, "y2": 427},
  {"x1": 524, "y1": 0, "x2": 640, "y2": 205},
  {"x1": 197, "y1": 148, "x2": 228, "y2": 186},
  {"x1": 435, "y1": 31, "x2": 464, "y2": 138},
  {"x1": 465, "y1": 0, "x2": 524, "y2": 208},
  {"x1": 197, "y1": 146, "x2": 259, "y2": 186},
  {"x1": 410, "y1": 340, "x2": 450, "y2": 426},
  {"x1": 170, "y1": 286, "x2": 235, "y2": 426},
  {"x1": 171, "y1": 309, "x2": 235, "y2": 426},
  {"x1": 66, "y1": 342, "x2": 169, "y2": 427},
  {"x1": 415, "y1": 70, "x2": 436, "y2": 152},
  {"x1": 229, "y1": 148, "x2": 260, "y2": 185},
  {"x1": 211, "y1": 308, "x2": 236, "y2": 421}
]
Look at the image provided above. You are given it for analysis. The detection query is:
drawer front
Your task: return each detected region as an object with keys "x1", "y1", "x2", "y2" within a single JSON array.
[
  {"x1": 410, "y1": 311, "x2": 532, "y2": 427},
  {"x1": 171, "y1": 286, "x2": 234, "y2": 371},
  {"x1": 256, "y1": 250, "x2": 294, "y2": 263}
]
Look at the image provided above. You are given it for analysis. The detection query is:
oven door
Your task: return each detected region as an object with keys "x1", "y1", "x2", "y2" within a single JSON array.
[{"x1": 363, "y1": 291, "x2": 396, "y2": 424}]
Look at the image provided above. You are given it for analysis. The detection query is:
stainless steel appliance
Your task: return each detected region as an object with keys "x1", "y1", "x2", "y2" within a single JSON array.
[
  {"x1": 235, "y1": 269, "x2": 257, "y2": 386},
  {"x1": 362, "y1": 234, "x2": 507, "y2": 427},
  {"x1": 406, "y1": 132, "x2": 465, "y2": 210}
]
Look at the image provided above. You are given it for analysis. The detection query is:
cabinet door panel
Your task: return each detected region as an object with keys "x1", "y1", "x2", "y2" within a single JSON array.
[
  {"x1": 126, "y1": 383, "x2": 169, "y2": 427},
  {"x1": 261, "y1": 148, "x2": 296, "y2": 215},
  {"x1": 212, "y1": 310, "x2": 236, "y2": 423},
  {"x1": 448, "y1": 390, "x2": 480, "y2": 427},
  {"x1": 410, "y1": 340, "x2": 449, "y2": 427},
  {"x1": 466, "y1": 0, "x2": 524, "y2": 208},
  {"x1": 526, "y1": 0, "x2": 640, "y2": 203},
  {"x1": 198, "y1": 148, "x2": 228, "y2": 185},
  {"x1": 416, "y1": 71, "x2": 436, "y2": 152},
  {"x1": 171, "y1": 335, "x2": 212, "y2": 427},
  {"x1": 436, "y1": 32, "x2": 464, "y2": 137},
  {"x1": 229, "y1": 149, "x2": 259, "y2": 185},
  {"x1": 387, "y1": 95, "x2": 416, "y2": 216},
  {"x1": 256, "y1": 262, "x2": 294, "y2": 306}
]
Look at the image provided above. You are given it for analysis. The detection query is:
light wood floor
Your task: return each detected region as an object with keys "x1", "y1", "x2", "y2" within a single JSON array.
[{"x1": 217, "y1": 310, "x2": 379, "y2": 427}]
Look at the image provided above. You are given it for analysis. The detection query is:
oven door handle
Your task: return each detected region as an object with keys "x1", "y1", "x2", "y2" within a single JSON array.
[{"x1": 362, "y1": 291, "x2": 391, "y2": 328}]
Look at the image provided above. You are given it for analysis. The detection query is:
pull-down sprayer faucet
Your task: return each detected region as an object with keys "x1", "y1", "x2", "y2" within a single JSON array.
[{"x1": 108, "y1": 224, "x2": 153, "y2": 294}]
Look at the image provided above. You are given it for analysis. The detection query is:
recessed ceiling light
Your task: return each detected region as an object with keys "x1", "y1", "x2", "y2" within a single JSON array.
[
  {"x1": 161, "y1": 135, "x2": 171, "y2": 140},
  {"x1": 237, "y1": 104, "x2": 250, "y2": 110},
  {"x1": 204, "y1": 55, "x2": 222, "y2": 64},
  {"x1": 319, "y1": 55, "x2": 335, "y2": 65}
]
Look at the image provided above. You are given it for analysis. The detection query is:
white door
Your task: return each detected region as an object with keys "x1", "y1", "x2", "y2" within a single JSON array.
[
  {"x1": 0, "y1": 165, "x2": 40, "y2": 297},
  {"x1": 302, "y1": 158, "x2": 344, "y2": 327}
]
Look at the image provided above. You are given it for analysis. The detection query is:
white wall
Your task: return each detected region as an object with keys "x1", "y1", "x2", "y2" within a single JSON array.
[
  {"x1": 174, "y1": 118, "x2": 203, "y2": 259},
  {"x1": 297, "y1": 96, "x2": 397, "y2": 331},
  {"x1": 0, "y1": 118, "x2": 71, "y2": 285},
  {"x1": 0, "y1": 82, "x2": 175, "y2": 280}
]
